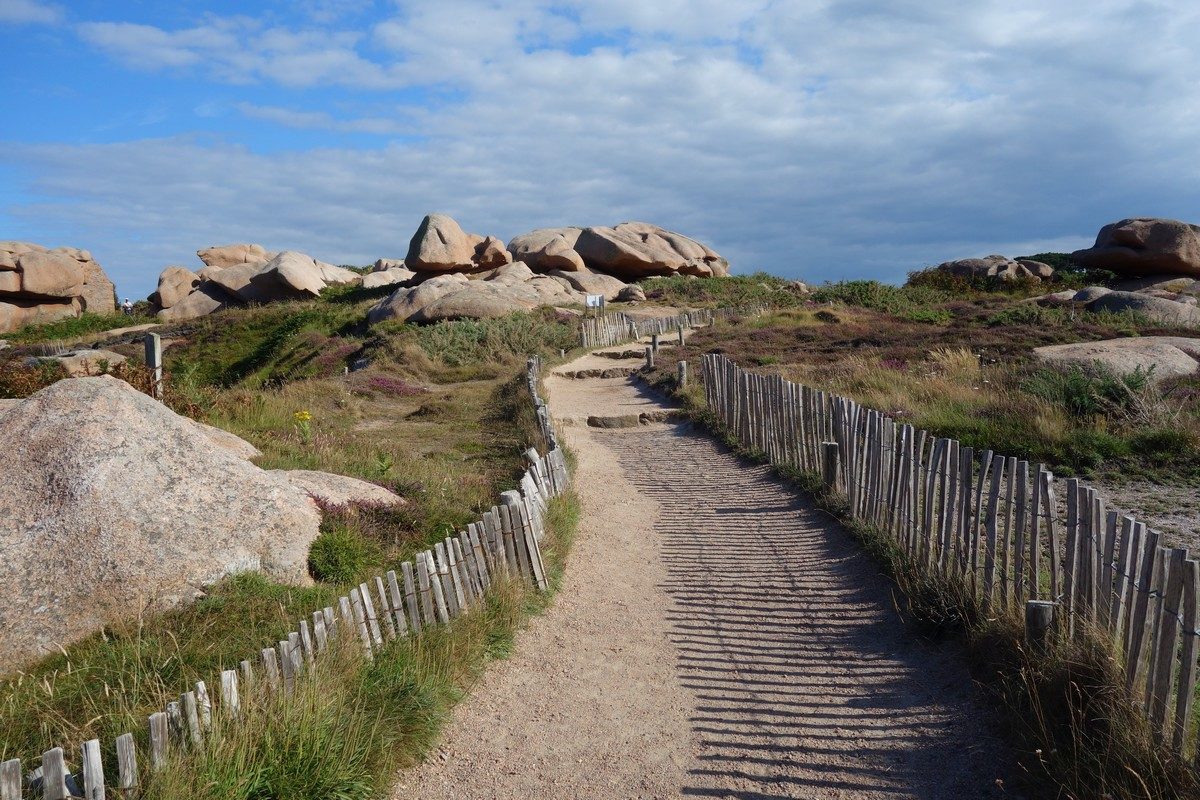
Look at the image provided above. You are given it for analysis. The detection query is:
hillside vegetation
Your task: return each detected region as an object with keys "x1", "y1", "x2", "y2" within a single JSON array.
[
  {"x1": 648, "y1": 272, "x2": 1199, "y2": 484},
  {"x1": 0, "y1": 287, "x2": 582, "y2": 798}
]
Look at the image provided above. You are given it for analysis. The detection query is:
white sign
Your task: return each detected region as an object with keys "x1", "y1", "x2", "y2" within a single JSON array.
[{"x1": 585, "y1": 294, "x2": 604, "y2": 308}]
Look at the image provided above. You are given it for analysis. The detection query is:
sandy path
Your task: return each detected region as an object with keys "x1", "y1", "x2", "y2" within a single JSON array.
[{"x1": 394, "y1": 364, "x2": 1012, "y2": 799}]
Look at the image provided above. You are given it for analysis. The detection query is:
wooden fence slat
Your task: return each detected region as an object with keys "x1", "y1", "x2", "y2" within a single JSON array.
[
  {"x1": 402, "y1": 561, "x2": 424, "y2": 631},
  {"x1": 1172, "y1": 558, "x2": 1200, "y2": 754},
  {"x1": 1149, "y1": 548, "x2": 1186, "y2": 735},
  {"x1": 115, "y1": 732, "x2": 137, "y2": 793},
  {"x1": 1000, "y1": 455, "x2": 1017, "y2": 610},
  {"x1": 425, "y1": 551, "x2": 451, "y2": 624},
  {"x1": 1013, "y1": 461, "x2": 1029, "y2": 603},
  {"x1": 221, "y1": 670, "x2": 240, "y2": 719},
  {"x1": 357, "y1": 582, "x2": 384, "y2": 646},
  {"x1": 1100, "y1": 510, "x2": 1119, "y2": 631},
  {"x1": 148, "y1": 711, "x2": 168, "y2": 769},
  {"x1": 1063, "y1": 478, "x2": 1080, "y2": 634},
  {"x1": 374, "y1": 576, "x2": 397, "y2": 641},
  {"x1": 80, "y1": 739, "x2": 104, "y2": 800},
  {"x1": 40, "y1": 747, "x2": 68, "y2": 800},
  {"x1": 432, "y1": 543, "x2": 460, "y2": 617},
  {"x1": 415, "y1": 555, "x2": 437, "y2": 625},
  {"x1": 261, "y1": 645, "x2": 281, "y2": 691},
  {"x1": 349, "y1": 588, "x2": 376, "y2": 655},
  {"x1": 1127, "y1": 534, "x2": 1162, "y2": 694},
  {"x1": 312, "y1": 611, "x2": 328, "y2": 654},
  {"x1": 982, "y1": 454, "x2": 1004, "y2": 610},
  {"x1": 181, "y1": 690, "x2": 202, "y2": 747},
  {"x1": 298, "y1": 619, "x2": 316, "y2": 665},
  {"x1": 0, "y1": 759, "x2": 21, "y2": 800},
  {"x1": 1142, "y1": 548, "x2": 1169, "y2": 710},
  {"x1": 195, "y1": 680, "x2": 212, "y2": 731},
  {"x1": 386, "y1": 570, "x2": 410, "y2": 637}
]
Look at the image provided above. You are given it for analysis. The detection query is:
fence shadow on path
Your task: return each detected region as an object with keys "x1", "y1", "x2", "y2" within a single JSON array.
[{"x1": 602, "y1": 422, "x2": 1012, "y2": 800}]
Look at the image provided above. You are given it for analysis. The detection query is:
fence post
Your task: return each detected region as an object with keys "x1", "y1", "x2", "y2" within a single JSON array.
[
  {"x1": 651, "y1": 333, "x2": 660, "y2": 353},
  {"x1": 677, "y1": 325, "x2": 685, "y2": 346},
  {"x1": 677, "y1": 360, "x2": 688, "y2": 389},
  {"x1": 821, "y1": 441, "x2": 840, "y2": 493},
  {"x1": 1025, "y1": 600, "x2": 1055, "y2": 652},
  {"x1": 144, "y1": 332, "x2": 163, "y2": 400},
  {"x1": 645, "y1": 346, "x2": 655, "y2": 369}
]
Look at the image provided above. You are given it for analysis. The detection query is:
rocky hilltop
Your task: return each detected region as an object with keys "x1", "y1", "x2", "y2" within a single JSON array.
[
  {"x1": 151, "y1": 215, "x2": 728, "y2": 323},
  {"x1": 0, "y1": 241, "x2": 116, "y2": 333}
]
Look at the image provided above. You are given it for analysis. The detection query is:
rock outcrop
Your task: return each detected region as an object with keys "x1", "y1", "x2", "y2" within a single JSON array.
[
  {"x1": 571, "y1": 222, "x2": 729, "y2": 278},
  {"x1": 0, "y1": 242, "x2": 116, "y2": 333},
  {"x1": 1034, "y1": 337, "x2": 1200, "y2": 383},
  {"x1": 406, "y1": 214, "x2": 488, "y2": 272},
  {"x1": 0, "y1": 377, "x2": 324, "y2": 673},
  {"x1": 275, "y1": 470, "x2": 405, "y2": 508},
  {"x1": 1087, "y1": 291, "x2": 1200, "y2": 326},
  {"x1": 362, "y1": 267, "x2": 416, "y2": 290},
  {"x1": 153, "y1": 266, "x2": 201, "y2": 310},
  {"x1": 507, "y1": 228, "x2": 585, "y2": 272},
  {"x1": 197, "y1": 243, "x2": 275, "y2": 269},
  {"x1": 1072, "y1": 218, "x2": 1200, "y2": 278},
  {"x1": 29, "y1": 349, "x2": 127, "y2": 377},
  {"x1": 936, "y1": 255, "x2": 1054, "y2": 281},
  {"x1": 367, "y1": 262, "x2": 610, "y2": 324},
  {"x1": 151, "y1": 250, "x2": 360, "y2": 321}
]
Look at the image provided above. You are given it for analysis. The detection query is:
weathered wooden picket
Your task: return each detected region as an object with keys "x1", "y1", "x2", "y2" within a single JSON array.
[
  {"x1": 0, "y1": 360, "x2": 569, "y2": 799},
  {"x1": 701, "y1": 352, "x2": 1200, "y2": 762}
]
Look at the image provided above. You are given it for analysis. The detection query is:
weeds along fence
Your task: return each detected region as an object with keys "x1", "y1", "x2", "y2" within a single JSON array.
[
  {"x1": 580, "y1": 306, "x2": 768, "y2": 349},
  {"x1": 700, "y1": 352, "x2": 1200, "y2": 764},
  {"x1": 0, "y1": 359, "x2": 569, "y2": 800}
]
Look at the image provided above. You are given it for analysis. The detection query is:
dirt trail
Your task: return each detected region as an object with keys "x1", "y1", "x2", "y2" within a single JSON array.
[{"x1": 395, "y1": 345, "x2": 1012, "y2": 799}]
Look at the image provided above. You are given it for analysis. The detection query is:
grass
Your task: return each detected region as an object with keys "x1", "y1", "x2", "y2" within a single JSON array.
[
  {"x1": 4, "y1": 311, "x2": 157, "y2": 343},
  {"x1": 665, "y1": 294, "x2": 1200, "y2": 483},
  {"x1": 0, "y1": 293, "x2": 582, "y2": 797},
  {"x1": 642, "y1": 272, "x2": 810, "y2": 309},
  {"x1": 140, "y1": 491, "x2": 579, "y2": 800}
]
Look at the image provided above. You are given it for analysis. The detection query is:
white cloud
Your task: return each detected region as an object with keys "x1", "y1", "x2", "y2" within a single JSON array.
[
  {"x1": 236, "y1": 103, "x2": 409, "y2": 135},
  {"x1": 0, "y1": 0, "x2": 61, "y2": 25},
  {"x1": 8, "y1": 0, "x2": 1200, "y2": 297}
]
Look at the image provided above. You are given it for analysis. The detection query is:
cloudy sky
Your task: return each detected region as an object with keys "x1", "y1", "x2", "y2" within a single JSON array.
[{"x1": 2, "y1": 0, "x2": 1198, "y2": 297}]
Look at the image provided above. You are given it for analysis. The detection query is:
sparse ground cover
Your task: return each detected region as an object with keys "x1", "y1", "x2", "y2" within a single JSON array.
[
  {"x1": 648, "y1": 275, "x2": 1200, "y2": 491},
  {"x1": 0, "y1": 289, "x2": 582, "y2": 797}
]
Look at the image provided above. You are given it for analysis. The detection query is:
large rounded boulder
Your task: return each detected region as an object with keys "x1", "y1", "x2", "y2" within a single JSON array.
[
  {"x1": 508, "y1": 227, "x2": 585, "y2": 272},
  {"x1": 0, "y1": 242, "x2": 116, "y2": 333},
  {"x1": 572, "y1": 222, "x2": 728, "y2": 278},
  {"x1": 406, "y1": 214, "x2": 484, "y2": 272},
  {"x1": 1071, "y1": 218, "x2": 1200, "y2": 278},
  {"x1": 0, "y1": 377, "x2": 324, "y2": 672}
]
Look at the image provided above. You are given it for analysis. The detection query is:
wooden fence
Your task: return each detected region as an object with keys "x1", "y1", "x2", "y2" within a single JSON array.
[
  {"x1": 701, "y1": 352, "x2": 1200, "y2": 763},
  {"x1": 0, "y1": 360, "x2": 569, "y2": 799},
  {"x1": 580, "y1": 309, "x2": 726, "y2": 349}
]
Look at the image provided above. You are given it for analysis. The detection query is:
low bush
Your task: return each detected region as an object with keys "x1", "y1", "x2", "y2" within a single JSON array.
[
  {"x1": 5, "y1": 312, "x2": 157, "y2": 343},
  {"x1": 308, "y1": 523, "x2": 382, "y2": 584},
  {"x1": 1022, "y1": 364, "x2": 1153, "y2": 419}
]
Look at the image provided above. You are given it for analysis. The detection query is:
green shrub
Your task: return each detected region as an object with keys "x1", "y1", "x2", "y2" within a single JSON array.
[
  {"x1": 308, "y1": 525, "x2": 379, "y2": 584},
  {"x1": 810, "y1": 279, "x2": 952, "y2": 315},
  {"x1": 642, "y1": 273, "x2": 807, "y2": 309},
  {"x1": 1130, "y1": 428, "x2": 1198, "y2": 461},
  {"x1": 1022, "y1": 364, "x2": 1152, "y2": 419},
  {"x1": 904, "y1": 308, "x2": 953, "y2": 325},
  {"x1": 6, "y1": 311, "x2": 157, "y2": 343}
]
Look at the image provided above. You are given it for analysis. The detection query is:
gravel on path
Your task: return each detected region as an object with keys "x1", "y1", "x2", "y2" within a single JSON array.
[{"x1": 394, "y1": 364, "x2": 1013, "y2": 799}]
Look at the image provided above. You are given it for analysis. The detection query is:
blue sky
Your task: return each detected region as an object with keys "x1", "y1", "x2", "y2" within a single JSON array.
[{"x1": 2, "y1": 0, "x2": 1199, "y2": 298}]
